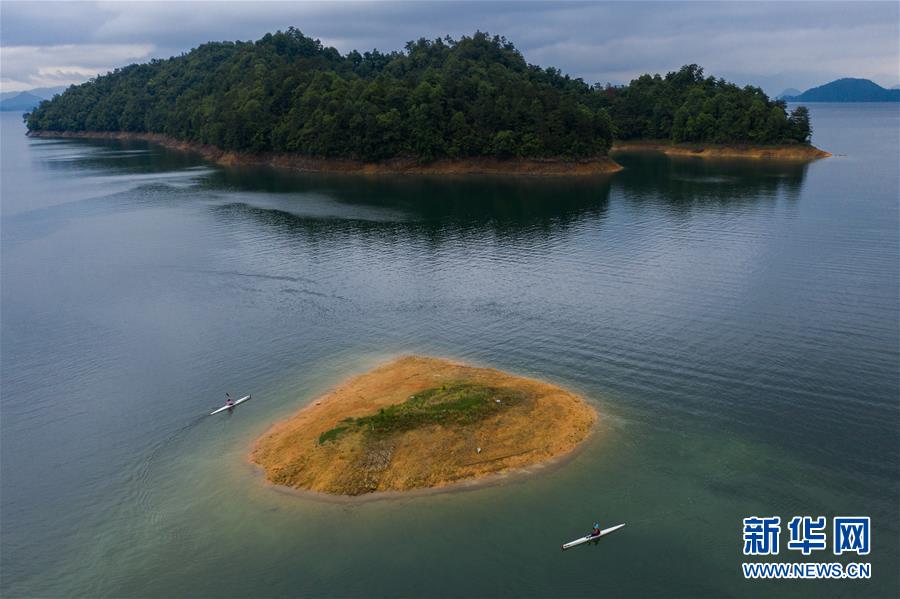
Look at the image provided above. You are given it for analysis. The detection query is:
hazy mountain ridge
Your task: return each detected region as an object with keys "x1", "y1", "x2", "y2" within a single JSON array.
[
  {"x1": 0, "y1": 86, "x2": 69, "y2": 111},
  {"x1": 0, "y1": 92, "x2": 45, "y2": 112},
  {"x1": 784, "y1": 78, "x2": 899, "y2": 102},
  {"x1": 777, "y1": 88, "x2": 802, "y2": 100}
]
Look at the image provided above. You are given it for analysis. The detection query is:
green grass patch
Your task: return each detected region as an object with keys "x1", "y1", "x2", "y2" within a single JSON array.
[
  {"x1": 318, "y1": 425, "x2": 350, "y2": 445},
  {"x1": 317, "y1": 383, "x2": 524, "y2": 444}
]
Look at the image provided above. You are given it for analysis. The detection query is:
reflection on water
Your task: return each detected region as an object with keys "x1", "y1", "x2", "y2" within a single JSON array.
[
  {"x1": 1, "y1": 106, "x2": 897, "y2": 598},
  {"x1": 29, "y1": 137, "x2": 206, "y2": 175},
  {"x1": 211, "y1": 165, "x2": 613, "y2": 224},
  {"x1": 612, "y1": 151, "x2": 809, "y2": 204}
]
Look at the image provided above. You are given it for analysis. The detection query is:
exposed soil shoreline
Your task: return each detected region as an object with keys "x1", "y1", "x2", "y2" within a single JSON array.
[
  {"x1": 250, "y1": 356, "x2": 597, "y2": 497},
  {"x1": 27, "y1": 130, "x2": 829, "y2": 177},
  {"x1": 26, "y1": 130, "x2": 622, "y2": 176},
  {"x1": 611, "y1": 140, "x2": 831, "y2": 160}
]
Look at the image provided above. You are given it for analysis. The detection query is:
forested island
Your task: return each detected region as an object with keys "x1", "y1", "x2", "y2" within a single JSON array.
[{"x1": 25, "y1": 29, "x2": 826, "y2": 174}]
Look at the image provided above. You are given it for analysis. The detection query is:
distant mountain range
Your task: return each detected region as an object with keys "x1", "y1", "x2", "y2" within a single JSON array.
[
  {"x1": 0, "y1": 86, "x2": 68, "y2": 112},
  {"x1": 783, "y1": 78, "x2": 899, "y2": 102},
  {"x1": 776, "y1": 88, "x2": 802, "y2": 100},
  {"x1": 0, "y1": 92, "x2": 46, "y2": 112}
]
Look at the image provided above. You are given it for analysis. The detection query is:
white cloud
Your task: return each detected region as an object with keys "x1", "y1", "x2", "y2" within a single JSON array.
[{"x1": 0, "y1": 44, "x2": 155, "y2": 91}]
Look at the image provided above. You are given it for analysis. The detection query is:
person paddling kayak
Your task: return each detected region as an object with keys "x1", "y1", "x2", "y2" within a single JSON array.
[
  {"x1": 210, "y1": 394, "x2": 250, "y2": 416},
  {"x1": 561, "y1": 522, "x2": 625, "y2": 550}
]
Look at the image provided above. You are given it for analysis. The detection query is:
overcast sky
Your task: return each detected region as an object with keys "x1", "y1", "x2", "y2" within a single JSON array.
[{"x1": 2, "y1": 1, "x2": 898, "y2": 95}]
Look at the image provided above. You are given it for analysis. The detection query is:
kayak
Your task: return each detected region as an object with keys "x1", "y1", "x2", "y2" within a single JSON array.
[
  {"x1": 561, "y1": 523, "x2": 626, "y2": 550},
  {"x1": 210, "y1": 395, "x2": 251, "y2": 416}
]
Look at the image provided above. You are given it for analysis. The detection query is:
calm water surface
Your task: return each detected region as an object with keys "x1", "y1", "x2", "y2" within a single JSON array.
[{"x1": 1, "y1": 105, "x2": 898, "y2": 597}]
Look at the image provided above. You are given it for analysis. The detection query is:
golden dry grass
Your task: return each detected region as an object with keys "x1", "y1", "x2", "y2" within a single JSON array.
[{"x1": 250, "y1": 356, "x2": 597, "y2": 496}]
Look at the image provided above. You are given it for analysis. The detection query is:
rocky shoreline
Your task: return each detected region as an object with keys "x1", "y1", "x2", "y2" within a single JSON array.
[
  {"x1": 28, "y1": 130, "x2": 830, "y2": 178},
  {"x1": 611, "y1": 140, "x2": 831, "y2": 160}
]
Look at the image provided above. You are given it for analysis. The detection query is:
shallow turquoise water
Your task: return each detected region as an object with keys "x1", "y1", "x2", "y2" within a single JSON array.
[{"x1": 1, "y1": 104, "x2": 897, "y2": 597}]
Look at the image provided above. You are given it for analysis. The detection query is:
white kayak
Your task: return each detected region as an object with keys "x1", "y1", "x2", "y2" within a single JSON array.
[
  {"x1": 209, "y1": 395, "x2": 251, "y2": 415},
  {"x1": 561, "y1": 523, "x2": 626, "y2": 550}
]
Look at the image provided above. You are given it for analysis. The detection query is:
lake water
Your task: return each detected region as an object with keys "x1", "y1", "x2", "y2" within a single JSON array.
[{"x1": 1, "y1": 105, "x2": 897, "y2": 597}]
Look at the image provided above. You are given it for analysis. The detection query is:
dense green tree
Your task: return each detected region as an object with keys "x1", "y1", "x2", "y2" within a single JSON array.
[
  {"x1": 607, "y1": 65, "x2": 811, "y2": 144},
  {"x1": 26, "y1": 31, "x2": 812, "y2": 161},
  {"x1": 789, "y1": 106, "x2": 812, "y2": 143}
]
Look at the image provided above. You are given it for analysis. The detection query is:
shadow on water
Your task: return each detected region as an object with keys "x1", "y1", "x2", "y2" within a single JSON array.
[
  {"x1": 30, "y1": 137, "x2": 208, "y2": 175},
  {"x1": 205, "y1": 163, "x2": 616, "y2": 244},
  {"x1": 30, "y1": 136, "x2": 811, "y2": 229},
  {"x1": 611, "y1": 151, "x2": 810, "y2": 207},
  {"x1": 31, "y1": 135, "x2": 811, "y2": 210},
  {"x1": 200, "y1": 154, "x2": 812, "y2": 248},
  {"x1": 209, "y1": 164, "x2": 613, "y2": 222}
]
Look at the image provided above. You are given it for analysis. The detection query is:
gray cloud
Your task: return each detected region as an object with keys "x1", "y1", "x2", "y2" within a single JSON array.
[
  {"x1": 1, "y1": 43, "x2": 154, "y2": 89},
  {"x1": 1, "y1": 1, "x2": 897, "y2": 94}
]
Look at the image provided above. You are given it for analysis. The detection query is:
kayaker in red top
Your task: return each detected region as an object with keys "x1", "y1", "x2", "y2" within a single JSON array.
[
  {"x1": 225, "y1": 392, "x2": 235, "y2": 408},
  {"x1": 591, "y1": 522, "x2": 601, "y2": 537}
]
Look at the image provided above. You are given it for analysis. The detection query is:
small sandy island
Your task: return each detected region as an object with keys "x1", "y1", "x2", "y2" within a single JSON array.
[{"x1": 251, "y1": 356, "x2": 596, "y2": 496}]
